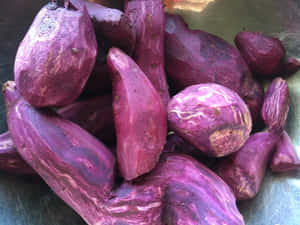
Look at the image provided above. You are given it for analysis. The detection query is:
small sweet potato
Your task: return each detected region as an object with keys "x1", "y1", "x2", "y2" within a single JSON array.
[
  {"x1": 164, "y1": 14, "x2": 264, "y2": 123},
  {"x1": 271, "y1": 131, "x2": 300, "y2": 172},
  {"x1": 14, "y1": 1, "x2": 97, "y2": 107},
  {"x1": 85, "y1": 1, "x2": 136, "y2": 55},
  {"x1": 283, "y1": 57, "x2": 300, "y2": 75},
  {"x1": 125, "y1": 0, "x2": 170, "y2": 106},
  {"x1": 3, "y1": 81, "x2": 115, "y2": 225},
  {"x1": 216, "y1": 131, "x2": 280, "y2": 200},
  {"x1": 140, "y1": 154, "x2": 245, "y2": 225},
  {"x1": 107, "y1": 48, "x2": 167, "y2": 180},
  {"x1": 261, "y1": 77, "x2": 290, "y2": 134},
  {"x1": 0, "y1": 131, "x2": 34, "y2": 175},
  {"x1": 168, "y1": 83, "x2": 252, "y2": 157},
  {"x1": 58, "y1": 95, "x2": 115, "y2": 144},
  {"x1": 235, "y1": 31, "x2": 285, "y2": 76}
]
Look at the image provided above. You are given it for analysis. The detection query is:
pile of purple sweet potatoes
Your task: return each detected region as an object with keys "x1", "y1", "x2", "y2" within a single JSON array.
[{"x1": 1, "y1": 0, "x2": 300, "y2": 224}]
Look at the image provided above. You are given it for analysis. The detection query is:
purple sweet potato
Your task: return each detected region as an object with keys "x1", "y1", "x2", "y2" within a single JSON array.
[
  {"x1": 164, "y1": 14, "x2": 264, "y2": 122},
  {"x1": 271, "y1": 131, "x2": 300, "y2": 172},
  {"x1": 0, "y1": 131, "x2": 34, "y2": 175},
  {"x1": 58, "y1": 95, "x2": 115, "y2": 144},
  {"x1": 140, "y1": 153, "x2": 245, "y2": 225},
  {"x1": 85, "y1": 1, "x2": 136, "y2": 55},
  {"x1": 3, "y1": 81, "x2": 115, "y2": 225},
  {"x1": 261, "y1": 77, "x2": 290, "y2": 134},
  {"x1": 125, "y1": 0, "x2": 170, "y2": 106},
  {"x1": 168, "y1": 83, "x2": 252, "y2": 157},
  {"x1": 235, "y1": 31, "x2": 285, "y2": 76},
  {"x1": 216, "y1": 131, "x2": 280, "y2": 200},
  {"x1": 107, "y1": 47, "x2": 167, "y2": 180},
  {"x1": 14, "y1": 1, "x2": 97, "y2": 107},
  {"x1": 283, "y1": 57, "x2": 300, "y2": 75}
]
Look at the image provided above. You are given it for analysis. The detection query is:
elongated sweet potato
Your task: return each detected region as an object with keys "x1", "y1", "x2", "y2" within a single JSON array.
[
  {"x1": 216, "y1": 131, "x2": 280, "y2": 200},
  {"x1": 164, "y1": 14, "x2": 264, "y2": 123},
  {"x1": 125, "y1": 0, "x2": 170, "y2": 106},
  {"x1": 107, "y1": 48, "x2": 167, "y2": 180},
  {"x1": 168, "y1": 83, "x2": 252, "y2": 157},
  {"x1": 14, "y1": 1, "x2": 97, "y2": 107},
  {"x1": 85, "y1": 1, "x2": 135, "y2": 55},
  {"x1": 58, "y1": 95, "x2": 115, "y2": 144},
  {"x1": 3, "y1": 81, "x2": 115, "y2": 225},
  {"x1": 139, "y1": 154, "x2": 245, "y2": 225},
  {"x1": 261, "y1": 77, "x2": 290, "y2": 134},
  {"x1": 271, "y1": 131, "x2": 300, "y2": 172},
  {"x1": 0, "y1": 131, "x2": 34, "y2": 175},
  {"x1": 235, "y1": 31, "x2": 285, "y2": 76}
]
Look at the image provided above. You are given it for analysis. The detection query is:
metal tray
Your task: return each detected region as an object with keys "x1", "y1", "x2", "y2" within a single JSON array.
[{"x1": 0, "y1": 0, "x2": 299, "y2": 224}]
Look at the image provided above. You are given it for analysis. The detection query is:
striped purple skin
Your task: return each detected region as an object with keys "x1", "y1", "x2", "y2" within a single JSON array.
[
  {"x1": 140, "y1": 154, "x2": 245, "y2": 225},
  {"x1": 3, "y1": 81, "x2": 115, "y2": 225},
  {"x1": 165, "y1": 14, "x2": 264, "y2": 124},
  {"x1": 261, "y1": 77, "x2": 290, "y2": 134},
  {"x1": 235, "y1": 31, "x2": 285, "y2": 76},
  {"x1": 0, "y1": 131, "x2": 34, "y2": 175},
  {"x1": 14, "y1": 2, "x2": 97, "y2": 107},
  {"x1": 85, "y1": 1, "x2": 136, "y2": 55},
  {"x1": 125, "y1": 0, "x2": 170, "y2": 106},
  {"x1": 168, "y1": 83, "x2": 252, "y2": 157},
  {"x1": 107, "y1": 48, "x2": 167, "y2": 181},
  {"x1": 271, "y1": 131, "x2": 300, "y2": 173},
  {"x1": 99, "y1": 183, "x2": 163, "y2": 225},
  {"x1": 216, "y1": 131, "x2": 280, "y2": 200},
  {"x1": 58, "y1": 95, "x2": 115, "y2": 144}
]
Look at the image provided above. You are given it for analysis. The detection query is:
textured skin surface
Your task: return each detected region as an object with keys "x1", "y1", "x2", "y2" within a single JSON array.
[
  {"x1": 164, "y1": 134, "x2": 216, "y2": 168},
  {"x1": 3, "y1": 81, "x2": 115, "y2": 225},
  {"x1": 100, "y1": 183, "x2": 163, "y2": 225},
  {"x1": 58, "y1": 95, "x2": 115, "y2": 144},
  {"x1": 283, "y1": 57, "x2": 300, "y2": 75},
  {"x1": 107, "y1": 48, "x2": 167, "y2": 180},
  {"x1": 235, "y1": 31, "x2": 285, "y2": 76},
  {"x1": 0, "y1": 131, "x2": 34, "y2": 174},
  {"x1": 86, "y1": 1, "x2": 136, "y2": 55},
  {"x1": 168, "y1": 83, "x2": 252, "y2": 157},
  {"x1": 164, "y1": 14, "x2": 264, "y2": 123},
  {"x1": 216, "y1": 131, "x2": 279, "y2": 200},
  {"x1": 14, "y1": 3, "x2": 97, "y2": 107},
  {"x1": 140, "y1": 154, "x2": 245, "y2": 225},
  {"x1": 271, "y1": 131, "x2": 300, "y2": 172},
  {"x1": 125, "y1": 0, "x2": 170, "y2": 106},
  {"x1": 261, "y1": 77, "x2": 290, "y2": 134}
]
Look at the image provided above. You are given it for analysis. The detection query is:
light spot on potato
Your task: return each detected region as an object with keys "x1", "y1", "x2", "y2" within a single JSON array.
[{"x1": 209, "y1": 128, "x2": 245, "y2": 157}]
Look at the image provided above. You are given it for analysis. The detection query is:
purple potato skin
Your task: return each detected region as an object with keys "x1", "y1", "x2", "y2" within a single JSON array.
[
  {"x1": 125, "y1": 0, "x2": 170, "y2": 106},
  {"x1": 107, "y1": 48, "x2": 167, "y2": 181},
  {"x1": 283, "y1": 57, "x2": 300, "y2": 75},
  {"x1": 0, "y1": 131, "x2": 34, "y2": 175},
  {"x1": 85, "y1": 1, "x2": 136, "y2": 55},
  {"x1": 271, "y1": 131, "x2": 300, "y2": 172},
  {"x1": 139, "y1": 153, "x2": 245, "y2": 225},
  {"x1": 168, "y1": 83, "x2": 252, "y2": 157},
  {"x1": 58, "y1": 95, "x2": 115, "y2": 144},
  {"x1": 235, "y1": 31, "x2": 285, "y2": 76},
  {"x1": 3, "y1": 81, "x2": 115, "y2": 225},
  {"x1": 261, "y1": 77, "x2": 290, "y2": 134},
  {"x1": 164, "y1": 134, "x2": 216, "y2": 168},
  {"x1": 216, "y1": 131, "x2": 280, "y2": 200},
  {"x1": 100, "y1": 183, "x2": 163, "y2": 225},
  {"x1": 164, "y1": 14, "x2": 264, "y2": 123},
  {"x1": 14, "y1": 3, "x2": 97, "y2": 107}
]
